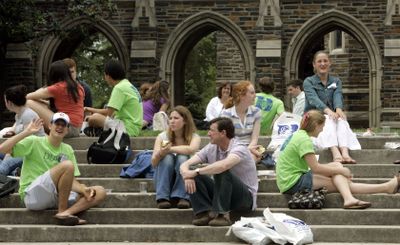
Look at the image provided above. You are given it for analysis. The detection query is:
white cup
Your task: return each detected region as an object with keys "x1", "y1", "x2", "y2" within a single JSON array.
[{"x1": 139, "y1": 182, "x2": 148, "y2": 193}]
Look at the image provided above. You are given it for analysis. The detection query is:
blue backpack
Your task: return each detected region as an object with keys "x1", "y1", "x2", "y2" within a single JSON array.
[{"x1": 120, "y1": 150, "x2": 154, "y2": 178}]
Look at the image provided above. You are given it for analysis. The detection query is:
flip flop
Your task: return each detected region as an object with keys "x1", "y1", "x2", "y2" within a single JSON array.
[
  {"x1": 342, "y1": 157, "x2": 357, "y2": 164},
  {"x1": 393, "y1": 160, "x2": 400, "y2": 164},
  {"x1": 54, "y1": 214, "x2": 79, "y2": 226},
  {"x1": 343, "y1": 201, "x2": 371, "y2": 209}
]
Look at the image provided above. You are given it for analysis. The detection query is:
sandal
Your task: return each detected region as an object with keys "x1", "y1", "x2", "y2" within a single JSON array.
[
  {"x1": 342, "y1": 157, "x2": 357, "y2": 164},
  {"x1": 343, "y1": 200, "x2": 371, "y2": 209},
  {"x1": 54, "y1": 214, "x2": 79, "y2": 226}
]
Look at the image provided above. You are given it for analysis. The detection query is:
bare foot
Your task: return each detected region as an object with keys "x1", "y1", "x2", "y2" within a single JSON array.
[{"x1": 333, "y1": 156, "x2": 343, "y2": 163}]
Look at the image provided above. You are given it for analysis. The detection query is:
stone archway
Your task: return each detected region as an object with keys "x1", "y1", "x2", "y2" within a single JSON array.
[
  {"x1": 159, "y1": 11, "x2": 255, "y2": 106},
  {"x1": 284, "y1": 9, "x2": 382, "y2": 127},
  {"x1": 36, "y1": 16, "x2": 129, "y2": 87}
]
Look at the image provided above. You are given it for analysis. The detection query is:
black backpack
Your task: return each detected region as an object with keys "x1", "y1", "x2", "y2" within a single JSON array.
[
  {"x1": 87, "y1": 128, "x2": 131, "y2": 164},
  {"x1": 0, "y1": 174, "x2": 18, "y2": 198}
]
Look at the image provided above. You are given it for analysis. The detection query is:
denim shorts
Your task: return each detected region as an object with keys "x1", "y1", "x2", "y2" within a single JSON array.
[{"x1": 284, "y1": 171, "x2": 313, "y2": 195}]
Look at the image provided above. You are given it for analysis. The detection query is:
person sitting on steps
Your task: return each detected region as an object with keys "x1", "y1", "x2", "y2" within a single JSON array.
[
  {"x1": 276, "y1": 110, "x2": 400, "y2": 209},
  {"x1": 0, "y1": 112, "x2": 106, "y2": 226},
  {"x1": 180, "y1": 117, "x2": 258, "y2": 226}
]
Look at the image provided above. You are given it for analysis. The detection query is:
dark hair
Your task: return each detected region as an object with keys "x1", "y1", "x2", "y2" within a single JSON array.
[
  {"x1": 287, "y1": 79, "x2": 303, "y2": 91},
  {"x1": 209, "y1": 117, "x2": 235, "y2": 139},
  {"x1": 48, "y1": 60, "x2": 80, "y2": 103},
  {"x1": 104, "y1": 60, "x2": 125, "y2": 80},
  {"x1": 258, "y1": 77, "x2": 275, "y2": 93},
  {"x1": 4, "y1": 85, "x2": 28, "y2": 106},
  {"x1": 217, "y1": 82, "x2": 232, "y2": 99}
]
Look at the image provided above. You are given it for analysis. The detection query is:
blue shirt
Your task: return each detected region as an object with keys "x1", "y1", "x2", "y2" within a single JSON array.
[{"x1": 303, "y1": 74, "x2": 343, "y2": 112}]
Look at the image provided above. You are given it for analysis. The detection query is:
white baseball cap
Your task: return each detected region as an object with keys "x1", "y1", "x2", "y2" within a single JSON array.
[{"x1": 51, "y1": 112, "x2": 70, "y2": 125}]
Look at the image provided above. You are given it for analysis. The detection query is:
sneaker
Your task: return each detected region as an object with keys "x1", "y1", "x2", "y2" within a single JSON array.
[
  {"x1": 177, "y1": 199, "x2": 190, "y2": 209},
  {"x1": 157, "y1": 200, "x2": 171, "y2": 209},
  {"x1": 208, "y1": 213, "x2": 231, "y2": 226},
  {"x1": 192, "y1": 211, "x2": 213, "y2": 226}
]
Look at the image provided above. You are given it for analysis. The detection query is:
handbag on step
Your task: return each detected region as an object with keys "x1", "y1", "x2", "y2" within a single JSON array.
[{"x1": 87, "y1": 117, "x2": 131, "y2": 164}]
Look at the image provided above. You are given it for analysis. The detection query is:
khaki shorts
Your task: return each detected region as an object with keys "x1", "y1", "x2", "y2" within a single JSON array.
[{"x1": 24, "y1": 170, "x2": 78, "y2": 210}]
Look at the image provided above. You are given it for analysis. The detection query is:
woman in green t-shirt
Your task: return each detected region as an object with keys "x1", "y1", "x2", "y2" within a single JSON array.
[{"x1": 276, "y1": 110, "x2": 400, "y2": 209}]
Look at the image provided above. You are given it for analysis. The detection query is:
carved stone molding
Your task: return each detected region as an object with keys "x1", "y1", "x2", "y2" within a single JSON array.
[
  {"x1": 385, "y1": 0, "x2": 400, "y2": 26},
  {"x1": 131, "y1": 0, "x2": 157, "y2": 28},
  {"x1": 256, "y1": 0, "x2": 282, "y2": 27}
]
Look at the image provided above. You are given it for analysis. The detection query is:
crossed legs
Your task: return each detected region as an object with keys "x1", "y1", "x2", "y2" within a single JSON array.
[
  {"x1": 312, "y1": 162, "x2": 398, "y2": 208},
  {"x1": 50, "y1": 161, "x2": 106, "y2": 222}
]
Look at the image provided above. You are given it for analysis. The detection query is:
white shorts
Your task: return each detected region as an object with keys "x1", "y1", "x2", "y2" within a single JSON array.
[{"x1": 24, "y1": 170, "x2": 78, "y2": 210}]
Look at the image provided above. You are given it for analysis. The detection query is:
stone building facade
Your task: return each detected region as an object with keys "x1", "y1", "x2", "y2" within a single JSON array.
[{"x1": 2, "y1": 0, "x2": 400, "y2": 128}]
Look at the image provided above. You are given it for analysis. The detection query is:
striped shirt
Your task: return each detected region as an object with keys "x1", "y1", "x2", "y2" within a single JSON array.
[{"x1": 221, "y1": 105, "x2": 261, "y2": 145}]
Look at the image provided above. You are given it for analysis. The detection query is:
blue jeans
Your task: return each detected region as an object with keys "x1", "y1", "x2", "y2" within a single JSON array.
[
  {"x1": 154, "y1": 154, "x2": 189, "y2": 201},
  {"x1": 0, "y1": 157, "x2": 23, "y2": 176}
]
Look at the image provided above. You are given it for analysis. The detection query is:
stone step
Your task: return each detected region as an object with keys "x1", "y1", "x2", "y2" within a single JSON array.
[
  {"x1": 74, "y1": 163, "x2": 400, "y2": 178},
  {"x1": 0, "y1": 224, "x2": 399, "y2": 243},
  {"x1": 74, "y1": 149, "x2": 400, "y2": 165},
  {"x1": 0, "y1": 242, "x2": 399, "y2": 245},
  {"x1": 1, "y1": 208, "x2": 400, "y2": 226},
  {"x1": 2, "y1": 193, "x2": 399, "y2": 209},
  {"x1": 1, "y1": 136, "x2": 398, "y2": 150},
  {"x1": 77, "y1": 177, "x2": 394, "y2": 193},
  {"x1": 59, "y1": 136, "x2": 400, "y2": 150}
]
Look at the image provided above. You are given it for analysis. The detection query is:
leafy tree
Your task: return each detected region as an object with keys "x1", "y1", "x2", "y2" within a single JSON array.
[
  {"x1": 73, "y1": 32, "x2": 118, "y2": 108},
  {"x1": 184, "y1": 33, "x2": 217, "y2": 119},
  {"x1": 0, "y1": 0, "x2": 116, "y2": 59}
]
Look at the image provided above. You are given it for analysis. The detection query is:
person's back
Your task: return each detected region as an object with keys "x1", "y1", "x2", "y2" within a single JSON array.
[
  {"x1": 109, "y1": 78, "x2": 143, "y2": 136},
  {"x1": 142, "y1": 80, "x2": 169, "y2": 128},
  {"x1": 254, "y1": 77, "x2": 284, "y2": 135}
]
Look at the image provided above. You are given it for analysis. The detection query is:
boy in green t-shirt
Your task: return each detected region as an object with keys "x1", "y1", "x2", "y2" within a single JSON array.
[
  {"x1": 0, "y1": 112, "x2": 106, "y2": 226},
  {"x1": 254, "y1": 77, "x2": 284, "y2": 135},
  {"x1": 85, "y1": 59, "x2": 143, "y2": 136}
]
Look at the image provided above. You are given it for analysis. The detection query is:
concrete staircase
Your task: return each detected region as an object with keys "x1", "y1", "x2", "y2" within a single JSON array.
[{"x1": 1, "y1": 136, "x2": 400, "y2": 243}]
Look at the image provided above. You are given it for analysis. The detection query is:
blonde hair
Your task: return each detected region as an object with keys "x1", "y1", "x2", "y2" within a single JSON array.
[
  {"x1": 167, "y1": 106, "x2": 197, "y2": 145},
  {"x1": 300, "y1": 110, "x2": 325, "y2": 133},
  {"x1": 225, "y1": 80, "x2": 252, "y2": 109}
]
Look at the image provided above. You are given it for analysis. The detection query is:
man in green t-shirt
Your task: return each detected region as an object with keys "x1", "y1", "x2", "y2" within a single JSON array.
[
  {"x1": 85, "y1": 60, "x2": 143, "y2": 136},
  {"x1": 0, "y1": 112, "x2": 106, "y2": 226},
  {"x1": 254, "y1": 77, "x2": 284, "y2": 135}
]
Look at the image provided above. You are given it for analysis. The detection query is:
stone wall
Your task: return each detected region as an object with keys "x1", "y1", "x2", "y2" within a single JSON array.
[{"x1": 2, "y1": 0, "x2": 400, "y2": 127}]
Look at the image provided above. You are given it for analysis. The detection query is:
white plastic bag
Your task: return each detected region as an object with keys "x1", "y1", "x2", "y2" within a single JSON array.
[
  {"x1": 263, "y1": 208, "x2": 313, "y2": 245},
  {"x1": 152, "y1": 111, "x2": 169, "y2": 131},
  {"x1": 231, "y1": 208, "x2": 313, "y2": 245},
  {"x1": 267, "y1": 112, "x2": 302, "y2": 151},
  {"x1": 231, "y1": 216, "x2": 286, "y2": 245}
]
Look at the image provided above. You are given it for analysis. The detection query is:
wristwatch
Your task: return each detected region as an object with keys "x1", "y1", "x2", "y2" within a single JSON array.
[{"x1": 195, "y1": 168, "x2": 201, "y2": 175}]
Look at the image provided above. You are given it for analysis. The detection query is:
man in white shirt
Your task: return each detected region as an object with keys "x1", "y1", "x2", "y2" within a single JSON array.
[{"x1": 287, "y1": 79, "x2": 305, "y2": 116}]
